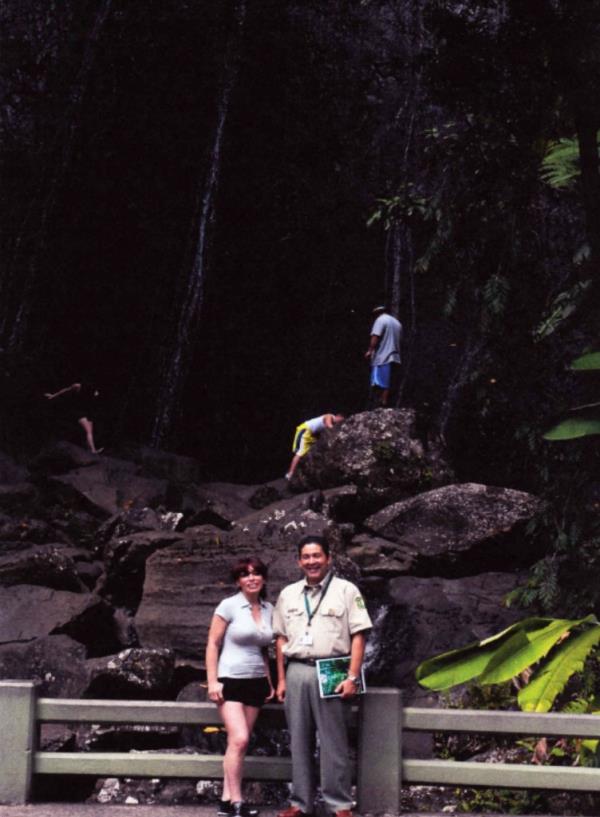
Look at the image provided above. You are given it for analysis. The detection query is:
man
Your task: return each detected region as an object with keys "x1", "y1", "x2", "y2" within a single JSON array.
[
  {"x1": 274, "y1": 535, "x2": 372, "y2": 817},
  {"x1": 364, "y1": 305, "x2": 402, "y2": 407},
  {"x1": 285, "y1": 414, "x2": 344, "y2": 481}
]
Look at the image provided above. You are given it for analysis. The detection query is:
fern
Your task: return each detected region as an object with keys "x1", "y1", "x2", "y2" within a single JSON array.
[{"x1": 540, "y1": 132, "x2": 600, "y2": 190}]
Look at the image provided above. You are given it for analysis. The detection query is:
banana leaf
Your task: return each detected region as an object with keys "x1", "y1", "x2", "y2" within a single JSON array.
[
  {"x1": 478, "y1": 616, "x2": 596, "y2": 686},
  {"x1": 543, "y1": 418, "x2": 600, "y2": 440},
  {"x1": 415, "y1": 618, "x2": 554, "y2": 691},
  {"x1": 518, "y1": 624, "x2": 600, "y2": 712},
  {"x1": 572, "y1": 352, "x2": 600, "y2": 371}
]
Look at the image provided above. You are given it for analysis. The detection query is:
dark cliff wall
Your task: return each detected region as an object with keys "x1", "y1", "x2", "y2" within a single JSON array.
[{"x1": 0, "y1": 0, "x2": 593, "y2": 486}]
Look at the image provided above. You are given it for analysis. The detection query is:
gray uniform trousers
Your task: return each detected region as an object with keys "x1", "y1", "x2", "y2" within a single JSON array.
[{"x1": 284, "y1": 661, "x2": 352, "y2": 813}]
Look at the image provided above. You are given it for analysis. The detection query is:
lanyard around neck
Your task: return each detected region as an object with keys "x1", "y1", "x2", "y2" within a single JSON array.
[{"x1": 303, "y1": 573, "x2": 333, "y2": 627}]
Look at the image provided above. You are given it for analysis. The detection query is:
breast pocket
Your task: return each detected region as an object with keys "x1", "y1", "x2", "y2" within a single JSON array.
[
  {"x1": 318, "y1": 605, "x2": 345, "y2": 633},
  {"x1": 284, "y1": 609, "x2": 305, "y2": 638}
]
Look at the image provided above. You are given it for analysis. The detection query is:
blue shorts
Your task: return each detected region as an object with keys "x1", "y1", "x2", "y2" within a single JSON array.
[{"x1": 371, "y1": 364, "x2": 392, "y2": 389}]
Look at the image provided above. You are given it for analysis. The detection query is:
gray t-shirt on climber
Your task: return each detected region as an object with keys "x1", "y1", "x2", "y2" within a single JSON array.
[
  {"x1": 214, "y1": 592, "x2": 273, "y2": 678},
  {"x1": 370, "y1": 313, "x2": 402, "y2": 366}
]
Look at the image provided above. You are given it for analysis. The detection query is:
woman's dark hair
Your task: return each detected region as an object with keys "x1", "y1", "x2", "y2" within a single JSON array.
[
  {"x1": 231, "y1": 557, "x2": 268, "y2": 599},
  {"x1": 297, "y1": 534, "x2": 330, "y2": 557}
]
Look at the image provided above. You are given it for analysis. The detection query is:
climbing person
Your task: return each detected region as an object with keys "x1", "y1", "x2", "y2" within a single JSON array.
[
  {"x1": 273, "y1": 534, "x2": 372, "y2": 817},
  {"x1": 205, "y1": 557, "x2": 275, "y2": 817},
  {"x1": 364, "y1": 304, "x2": 402, "y2": 408},
  {"x1": 285, "y1": 413, "x2": 344, "y2": 481},
  {"x1": 44, "y1": 381, "x2": 103, "y2": 453}
]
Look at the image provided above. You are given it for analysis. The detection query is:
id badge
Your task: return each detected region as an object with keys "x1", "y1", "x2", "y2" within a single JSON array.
[{"x1": 300, "y1": 632, "x2": 313, "y2": 646}]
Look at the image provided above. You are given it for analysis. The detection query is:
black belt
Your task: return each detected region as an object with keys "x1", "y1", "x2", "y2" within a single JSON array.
[{"x1": 287, "y1": 657, "x2": 319, "y2": 666}]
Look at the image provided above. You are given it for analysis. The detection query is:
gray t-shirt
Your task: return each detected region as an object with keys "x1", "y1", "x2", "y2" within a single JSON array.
[
  {"x1": 214, "y1": 592, "x2": 274, "y2": 679},
  {"x1": 370, "y1": 313, "x2": 402, "y2": 366}
]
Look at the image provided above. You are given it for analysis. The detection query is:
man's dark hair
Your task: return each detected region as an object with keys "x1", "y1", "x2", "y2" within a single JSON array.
[{"x1": 297, "y1": 534, "x2": 330, "y2": 557}]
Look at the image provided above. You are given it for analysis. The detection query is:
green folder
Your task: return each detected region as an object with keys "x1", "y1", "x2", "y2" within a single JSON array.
[{"x1": 316, "y1": 656, "x2": 366, "y2": 698}]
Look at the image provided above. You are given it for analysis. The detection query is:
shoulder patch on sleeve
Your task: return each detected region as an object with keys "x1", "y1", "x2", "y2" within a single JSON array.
[{"x1": 355, "y1": 595, "x2": 366, "y2": 610}]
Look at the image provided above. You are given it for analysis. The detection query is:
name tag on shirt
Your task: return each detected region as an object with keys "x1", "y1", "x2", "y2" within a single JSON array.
[{"x1": 300, "y1": 632, "x2": 313, "y2": 646}]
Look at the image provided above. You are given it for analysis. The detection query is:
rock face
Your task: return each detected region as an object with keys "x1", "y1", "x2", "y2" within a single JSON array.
[
  {"x1": 367, "y1": 571, "x2": 527, "y2": 697},
  {"x1": 0, "y1": 427, "x2": 546, "y2": 718},
  {"x1": 365, "y1": 483, "x2": 546, "y2": 576},
  {"x1": 134, "y1": 523, "x2": 307, "y2": 659},
  {"x1": 293, "y1": 408, "x2": 453, "y2": 510}
]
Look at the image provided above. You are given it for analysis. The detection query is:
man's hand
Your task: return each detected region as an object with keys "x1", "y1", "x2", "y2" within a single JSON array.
[
  {"x1": 364, "y1": 350, "x2": 373, "y2": 360},
  {"x1": 335, "y1": 678, "x2": 358, "y2": 699},
  {"x1": 276, "y1": 679, "x2": 286, "y2": 703}
]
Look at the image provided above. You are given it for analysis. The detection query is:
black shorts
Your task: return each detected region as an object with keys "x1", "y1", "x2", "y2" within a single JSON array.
[{"x1": 219, "y1": 676, "x2": 270, "y2": 708}]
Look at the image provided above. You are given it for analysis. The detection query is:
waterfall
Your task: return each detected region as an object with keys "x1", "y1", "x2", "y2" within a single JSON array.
[
  {"x1": 151, "y1": 0, "x2": 247, "y2": 447},
  {"x1": 2, "y1": 0, "x2": 114, "y2": 351}
]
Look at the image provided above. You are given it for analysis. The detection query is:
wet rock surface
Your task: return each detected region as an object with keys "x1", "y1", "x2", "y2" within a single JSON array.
[
  {"x1": 293, "y1": 409, "x2": 453, "y2": 511},
  {"x1": 0, "y1": 430, "x2": 544, "y2": 692},
  {"x1": 0, "y1": 424, "x2": 550, "y2": 807}
]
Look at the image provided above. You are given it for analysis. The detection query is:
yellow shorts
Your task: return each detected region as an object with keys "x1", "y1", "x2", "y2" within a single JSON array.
[{"x1": 292, "y1": 422, "x2": 316, "y2": 457}]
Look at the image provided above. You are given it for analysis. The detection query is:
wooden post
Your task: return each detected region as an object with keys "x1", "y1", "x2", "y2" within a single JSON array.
[
  {"x1": 0, "y1": 681, "x2": 37, "y2": 804},
  {"x1": 357, "y1": 687, "x2": 402, "y2": 814}
]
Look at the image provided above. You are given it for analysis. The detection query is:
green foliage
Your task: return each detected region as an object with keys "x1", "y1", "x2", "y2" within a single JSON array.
[
  {"x1": 572, "y1": 351, "x2": 600, "y2": 371},
  {"x1": 416, "y1": 615, "x2": 600, "y2": 714},
  {"x1": 544, "y1": 351, "x2": 600, "y2": 440},
  {"x1": 518, "y1": 626, "x2": 600, "y2": 712},
  {"x1": 540, "y1": 132, "x2": 600, "y2": 190},
  {"x1": 540, "y1": 137, "x2": 581, "y2": 190},
  {"x1": 482, "y1": 273, "x2": 510, "y2": 318},
  {"x1": 415, "y1": 617, "x2": 569, "y2": 691},
  {"x1": 455, "y1": 787, "x2": 544, "y2": 814},
  {"x1": 544, "y1": 417, "x2": 600, "y2": 441},
  {"x1": 533, "y1": 280, "x2": 591, "y2": 341}
]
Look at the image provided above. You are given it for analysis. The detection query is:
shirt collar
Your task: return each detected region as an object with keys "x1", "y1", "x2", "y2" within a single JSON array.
[
  {"x1": 302, "y1": 570, "x2": 333, "y2": 593},
  {"x1": 238, "y1": 591, "x2": 266, "y2": 608}
]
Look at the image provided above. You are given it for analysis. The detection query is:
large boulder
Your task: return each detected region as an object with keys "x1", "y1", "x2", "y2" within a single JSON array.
[
  {"x1": 135, "y1": 521, "x2": 321, "y2": 660},
  {"x1": 0, "y1": 482, "x2": 38, "y2": 511},
  {"x1": 0, "y1": 513, "x2": 68, "y2": 544},
  {"x1": 48, "y1": 461, "x2": 168, "y2": 517},
  {"x1": 366, "y1": 571, "x2": 527, "y2": 699},
  {"x1": 0, "y1": 585, "x2": 119, "y2": 655},
  {"x1": 97, "y1": 507, "x2": 184, "y2": 544},
  {"x1": 0, "y1": 451, "x2": 29, "y2": 483},
  {"x1": 100, "y1": 530, "x2": 183, "y2": 609},
  {"x1": 293, "y1": 408, "x2": 452, "y2": 510},
  {"x1": 0, "y1": 542, "x2": 87, "y2": 591},
  {"x1": 131, "y1": 446, "x2": 201, "y2": 484},
  {"x1": 0, "y1": 634, "x2": 90, "y2": 697},
  {"x1": 29, "y1": 440, "x2": 98, "y2": 475},
  {"x1": 364, "y1": 483, "x2": 546, "y2": 576},
  {"x1": 175, "y1": 481, "x2": 273, "y2": 527},
  {"x1": 85, "y1": 648, "x2": 175, "y2": 699}
]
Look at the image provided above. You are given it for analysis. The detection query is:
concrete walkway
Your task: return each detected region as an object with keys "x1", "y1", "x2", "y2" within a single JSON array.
[{"x1": 0, "y1": 807, "x2": 544, "y2": 817}]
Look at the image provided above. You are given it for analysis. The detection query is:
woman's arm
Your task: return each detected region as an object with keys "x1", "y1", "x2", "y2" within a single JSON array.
[
  {"x1": 205, "y1": 614, "x2": 228, "y2": 704},
  {"x1": 44, "y1": 382, "x2": 81, "y2": 400}
]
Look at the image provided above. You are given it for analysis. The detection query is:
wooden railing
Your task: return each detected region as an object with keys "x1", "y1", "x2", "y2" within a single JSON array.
[{"x1": 3, "y1": 680, "x2": 600, "y2": 808}]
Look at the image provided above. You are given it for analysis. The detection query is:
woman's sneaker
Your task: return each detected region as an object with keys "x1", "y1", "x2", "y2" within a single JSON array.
[
  {"x1": 233, "y1": 802, "x2": 260, "y2": 817},
  {"x1": 219, "y1": 802, "x2": 259, "y2": 817}
]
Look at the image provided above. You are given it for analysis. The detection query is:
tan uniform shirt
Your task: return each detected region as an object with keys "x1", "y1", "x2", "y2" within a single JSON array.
[{"x1": 273, "y1": 573, "x2": 372, "y2": 659}]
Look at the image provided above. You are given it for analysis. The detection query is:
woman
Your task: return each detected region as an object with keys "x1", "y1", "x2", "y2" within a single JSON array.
[
  {"x1": 206, "y1": 557, "x2": 274, "y2": 817},
  {"x1": 44, "y1": 381, "x2": 103, "y2": 453}
]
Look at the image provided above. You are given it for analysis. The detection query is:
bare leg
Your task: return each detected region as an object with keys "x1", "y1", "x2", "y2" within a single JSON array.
[
  {"x1": 220, "y1": 701, "x2": 260, "y2": 802},
  {"x1": 78, "y1": 416, "x2": 102, "y2": 454}
]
